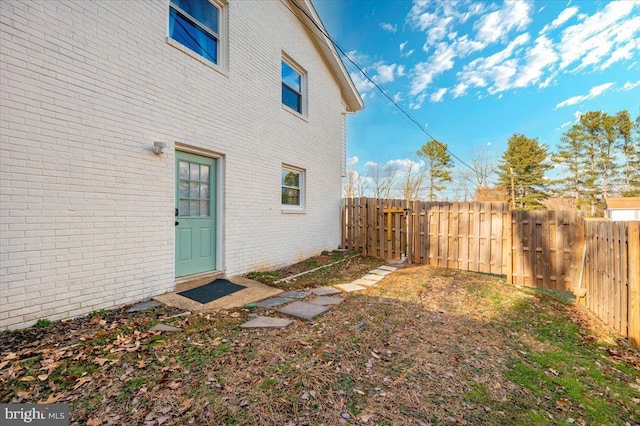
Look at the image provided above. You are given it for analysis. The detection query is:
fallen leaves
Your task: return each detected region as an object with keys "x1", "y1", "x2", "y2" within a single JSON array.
[
  {"x1": 73, "y1": 376, "x2": 93, "y2": 390},
  {"x1": 38, "y1": 392, "x2": 64, "y2": 404},
  {"x1": 167, "y1": 380, "x2": 181, "y2": 390}
]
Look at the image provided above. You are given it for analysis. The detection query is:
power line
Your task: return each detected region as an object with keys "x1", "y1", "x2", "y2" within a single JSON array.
[{"x1": 283, "y1": 0, "x2": 477, "y2": 174}]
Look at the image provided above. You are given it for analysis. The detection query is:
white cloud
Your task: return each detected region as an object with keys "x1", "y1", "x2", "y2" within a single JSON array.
[
  {"x1": 372, "y1": 62, "x2": 404, "y2": 84},
  {"x1": 558, "y1": 2, "x2": 640, "y2": 71},
  {"x1": 384, "y1": 158, "x2": 425, "y2": 177},
  {"x1": 402, "y1": 49, "x2": 415, "y2": 58},
  {"x1": 474, "y1": 0, "x2": 533, "y2": 44},
  {"x1": 430, "y1": 88, "x2": 447, "y2": 103},
  {"x1": 451, "y1": 82, "x2": 468, "y2": 98},
  {"x1": 401, "y1": 0, "x2": 638, "y2": 101},
  {"x1": 555, "y1": 82, "x2": 615, "y2": 109},
  {"x1": 374, "y1": 63, "x2": 396, "y2": 84},
  {"x1": 347, "y1": 156, "x2": 359, "y2": 166},
  {"x1": 512, "y1": 35, "x2": 558, "y2": 88},
  {"x1": 540, "y1": 6, "x2": 578, "y2": 34},
  {"x1": 380, "y1": 22, "x2": 398, "y2": 33},
  {"x1": 621, "y1": 80, "x2": 640, "y2": 91},
  {"x1": 600, "y1": 29, "x2": 640, "y2": 70},
  {"x1": 409, "y1": 42, "x2": 456, "y2": 95},
  {"x1": 555, "y1": 121, "x2": 573, "y2": 130},
  {"x1": 409, "y1": 93, "x2": 426, "y2": 110},
  {"x1": 453, "y1": 33, "x2": 530, "y2": 96},
  {"x1": 350, "y1": 71, "x2": 374, "y2": 96},
  {"x1": 392, "y1": 92, "x2": 403, "y2": 103},
  {"x1": 345, "y1": 50, "x2": 370, "y2": 66}
]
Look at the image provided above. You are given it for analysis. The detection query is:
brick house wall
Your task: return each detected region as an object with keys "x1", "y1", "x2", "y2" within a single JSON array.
[{"x1": 0, "y1": 0, "x2": 361, "y2": 329}]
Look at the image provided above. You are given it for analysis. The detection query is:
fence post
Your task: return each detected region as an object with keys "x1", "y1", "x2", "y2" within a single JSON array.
[{"x1": 628, "y1": 221, "x2": 640, "y2": 347}]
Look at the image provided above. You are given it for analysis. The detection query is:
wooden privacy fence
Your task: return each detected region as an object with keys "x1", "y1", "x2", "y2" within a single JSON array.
[
  {"x1": 581, "y1": 220, "x2": 640, "y2": 345},
  {"x1": 341, "y1": 198, "x2": 582, "y2": 289},
  {"x1": 342, "y1": 197, "x2": 640, "y2": 346}
]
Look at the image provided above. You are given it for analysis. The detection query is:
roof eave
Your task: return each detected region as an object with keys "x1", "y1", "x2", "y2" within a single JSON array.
[{"x1": 291, "y1": 0, "x2": 364, "y2": 112}]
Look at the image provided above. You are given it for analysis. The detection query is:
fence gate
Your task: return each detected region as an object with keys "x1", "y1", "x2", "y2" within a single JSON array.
[{"x1": 342, "y1": 197, "x2": 408, "y2": 261}]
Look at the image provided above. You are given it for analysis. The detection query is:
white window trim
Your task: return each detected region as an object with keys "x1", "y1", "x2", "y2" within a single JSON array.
[
  {"x1": 281, "y1": 53, "x2": 307, "y2": 118},
  {"x1": 166, "y1": 0, "x2": 228, "y2": 74},
  {"x1": 281, "y1": 164, "x2": 305, "y2": 213}
]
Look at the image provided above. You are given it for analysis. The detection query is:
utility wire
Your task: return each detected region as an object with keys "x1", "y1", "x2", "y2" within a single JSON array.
[{"x1": 283, "y1": 0, "x2": 477, "y2": 174}]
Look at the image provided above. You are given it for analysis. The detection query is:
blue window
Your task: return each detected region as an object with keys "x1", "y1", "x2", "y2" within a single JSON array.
[
  {"x1": 282, "y1": 60, "x2": 304, "y2": 114},
  {"x1": 169, "y1": 0, "x2": 220, "y2": 64}
]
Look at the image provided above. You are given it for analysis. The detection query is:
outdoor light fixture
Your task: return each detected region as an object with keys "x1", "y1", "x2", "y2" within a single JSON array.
[{"x1": 153, "y1": 141, "x2": 168, "y2": 155}]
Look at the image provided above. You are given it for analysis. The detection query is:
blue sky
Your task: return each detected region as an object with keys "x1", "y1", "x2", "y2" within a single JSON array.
[{"x1": 313, "y1": 0, "x2": 640, "y2": 198}]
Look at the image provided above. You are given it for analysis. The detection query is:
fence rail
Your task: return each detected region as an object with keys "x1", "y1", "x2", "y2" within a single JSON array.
[{"x1": 342, "y1": 197, "x2": 640, "y2": 346}]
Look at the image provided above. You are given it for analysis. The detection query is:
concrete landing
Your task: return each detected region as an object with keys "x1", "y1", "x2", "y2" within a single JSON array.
[
  {"x1": 277, "y1": 301, "x2": 330, "y2": 320},
  {"x1": 154, "y1": 276, "x2": 282, "y2": 313}
]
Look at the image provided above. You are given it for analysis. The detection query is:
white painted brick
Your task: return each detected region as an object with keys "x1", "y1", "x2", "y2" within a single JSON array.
[{"x1": 1, "y1": 0, "x2": 352, "y2": 329}]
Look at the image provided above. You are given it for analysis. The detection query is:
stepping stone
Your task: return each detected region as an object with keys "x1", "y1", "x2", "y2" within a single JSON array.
[
  {"x1": 386, "y1": 262, "x2": 405, "y2": 268},
  {"x1": 311, "y1": 286, "x2": 342, "y2": 296},
  {"x1": 277, "y1": 301, "x2": 329, "y2": 321},
  {"x1": 240, "y1": 316, "x2": 293, "y2": 329},
  {"x1": 127, "y1": 300, "x2": 161, "y2": 312},
  {"x1": 361, "y1": 274, "x2": 385, "y2": 282},
  {"x1": 255, "y1": 297, "x2": 293, "y2": 308},
  {"x1": 369, "y1": 269, "x2": 392, "y2": 276},
  {"x1": 279, "y1": 291, "x2": 310, "y2": 299},
  {"x1": 377, "y1": 265, "x2": 397, "y2": 272},
  {"x1": 309, "y1": 296, "x2": 344, "y2": 306},
  {"x1": 352, "y1": 278, "x2": 377, "y2": 287},
  {"x1": 334, "y1": 283, "x2": 366, "y2": 293},
  {"x1": 149, "y1": 324, "x2": 182, "y2": 332}
]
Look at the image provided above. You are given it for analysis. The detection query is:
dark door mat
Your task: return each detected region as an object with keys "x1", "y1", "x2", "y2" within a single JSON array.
[{"x1": 177, "y1": 279, "x2": 246, "y2": 304}]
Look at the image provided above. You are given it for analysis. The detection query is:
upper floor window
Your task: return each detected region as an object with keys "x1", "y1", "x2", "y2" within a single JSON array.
[
  {"x1": 282, "y1": 58, "x2": 306, "y2": 115},
  {"x1": 169, "y1": 0, "x2": 222, "y2": 65}
]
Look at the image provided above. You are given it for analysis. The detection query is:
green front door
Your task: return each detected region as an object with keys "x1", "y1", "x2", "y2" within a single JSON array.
[{"x1": 175, "y1": 151, "x2": 216, "y2": 277}]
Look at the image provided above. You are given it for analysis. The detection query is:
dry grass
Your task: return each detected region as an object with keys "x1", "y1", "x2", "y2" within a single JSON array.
[{"x1": 1, "y1": 261, "x2": 639, "y2": 425}]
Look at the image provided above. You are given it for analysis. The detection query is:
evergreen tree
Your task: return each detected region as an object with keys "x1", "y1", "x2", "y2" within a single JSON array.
[
  {"x1": 497, "y1": 134, "x2": 551, "y2": 210},
  {"x1": 417, "y1": 139, "x2": 453, "y2": 201},
  {"x1": 552, "y1": 124, "x2": 586, "y2": 208},
  {"x1": 618, "y1": 110, "x2": 640, "y2": 197},
  {"x1": 577, "y1": 111, "x2": 606, "y2": 212}
]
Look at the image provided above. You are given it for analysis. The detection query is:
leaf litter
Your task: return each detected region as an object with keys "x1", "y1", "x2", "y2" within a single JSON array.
[{"x1": 1, "y1": 261, "x2": 638, "y2": 425}]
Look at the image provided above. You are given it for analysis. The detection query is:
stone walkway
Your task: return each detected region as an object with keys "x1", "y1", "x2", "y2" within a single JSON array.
[{"x1": 240, "y1": 263, "x2": 400, "y2": 328}]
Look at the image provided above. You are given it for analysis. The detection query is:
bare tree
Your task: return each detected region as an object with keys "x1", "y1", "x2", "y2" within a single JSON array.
[
  {"x1": 397, "y1": 160, "x2": 425, "y2": 201},
  {"x1": 343, "y1": 169, "x2": 366, "y2": 198},
  {"x1": 365, "y1": 161, "x2": 398, "y2": 199},
  {"x1": 457, "y1": 149, "x2": 498, "y2": 200}
]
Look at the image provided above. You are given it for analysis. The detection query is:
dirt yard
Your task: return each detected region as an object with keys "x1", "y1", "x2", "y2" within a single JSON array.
[{"x1": 1, "y1": 256, "x2": 638, "y2": 425}]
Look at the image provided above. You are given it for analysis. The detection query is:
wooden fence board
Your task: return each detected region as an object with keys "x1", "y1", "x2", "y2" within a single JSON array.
[{"x1": 628, "y1": 222, "x2": 639, "y2": 346}]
